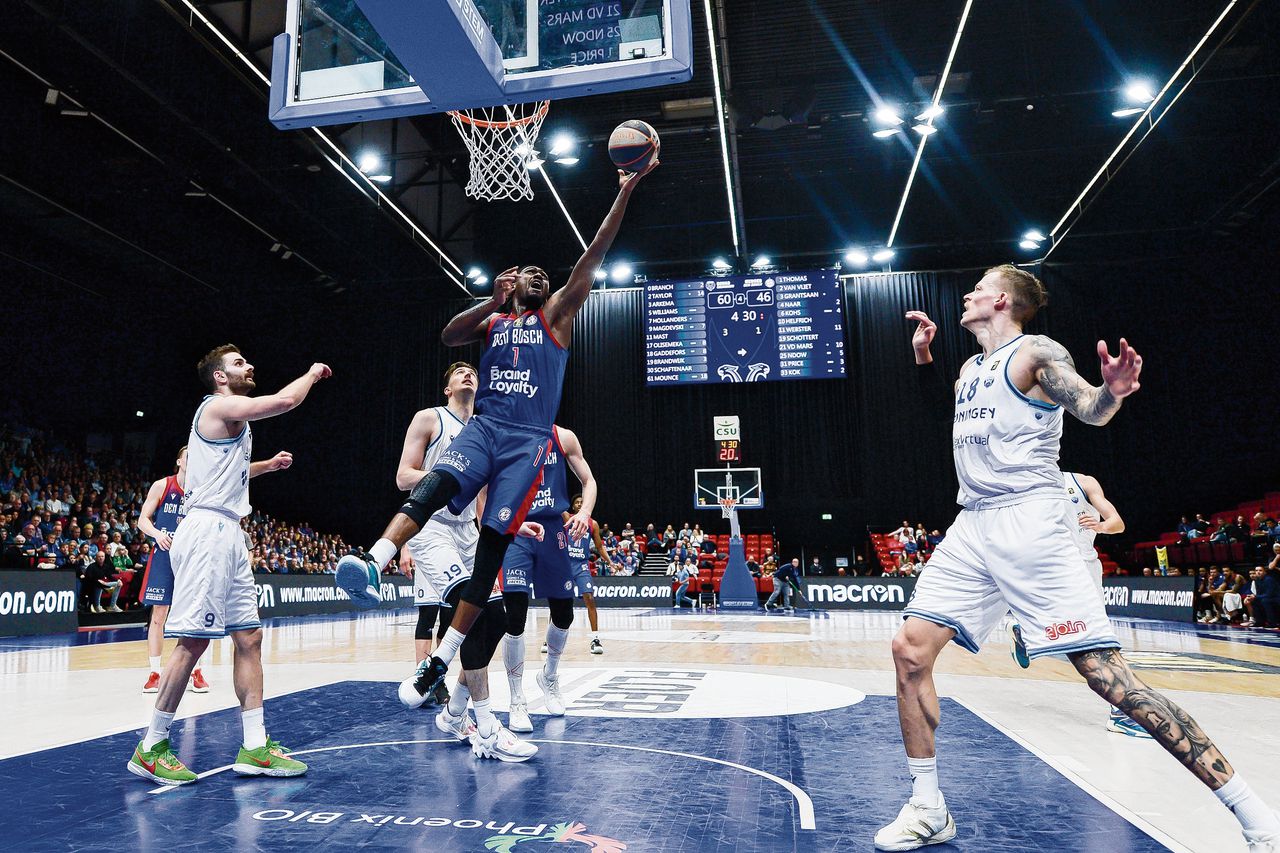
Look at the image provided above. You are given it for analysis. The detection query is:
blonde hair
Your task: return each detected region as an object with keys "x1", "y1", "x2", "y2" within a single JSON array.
[{"x1": 986, "y1": 264, "x2": 1047, "y2": 323}]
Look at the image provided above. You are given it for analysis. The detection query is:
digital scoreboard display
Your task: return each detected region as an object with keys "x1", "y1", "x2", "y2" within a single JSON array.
[{"x1": 644, "y1": 269, "x2": 847, "y2": 386}]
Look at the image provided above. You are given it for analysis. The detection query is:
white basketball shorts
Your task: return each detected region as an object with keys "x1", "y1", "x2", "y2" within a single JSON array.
[
  {"x1": 165, "y1": 509, "x2": 260, "y2": 638},
  {"x1": 406, "y1": 517, "x2": 479, "y2": 606},
  {"x1": 904, "y1": 496, "x2": 1120, "y2": 659}
]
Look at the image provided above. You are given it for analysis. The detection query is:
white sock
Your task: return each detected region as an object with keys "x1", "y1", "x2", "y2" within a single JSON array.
[
  {"x1": 591, "y1": 631, "x2": 599, "y2": 641},
  {"x1": 1216, "y1": 774, "x2": 1280, "y2": 834},
  {"x1": 436, "y1": 627, "x2": 466, "y2": 666},
  {"x1": 447, "y1": 681, "x2": 470, "y2": 718},
  {"x1": 241, "y1": 707, "x2": 267, "y2": 750},
  {"x1": 503, "y1": 633, "x2": 526, "y2": 702},
  {"x1": 473, "y1": 698, "x2": 497, "y2": 737},
  {"x1": 544, "y1": 625, "x2": 569, "y2": 677},
  {"x1": 369, "y1": 538, "x2": 397, "y2": 570},
  {"x1": 143, "y1": 709, "x2": 176, "y2": 751},
  {"x1": 148, "y1": 655, "x2": 162, "y2": 673},
  {"x1": 908, "y1": 756, "x2": 942, "y2": 808}
]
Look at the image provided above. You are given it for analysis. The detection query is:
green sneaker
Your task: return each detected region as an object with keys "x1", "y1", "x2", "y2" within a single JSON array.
[
  {"x1": 127, "y1": 739, "x2": 198, "y2": 786},
  {"x1": 232, "y1": 737, "x2": 308, "y2": 777}
]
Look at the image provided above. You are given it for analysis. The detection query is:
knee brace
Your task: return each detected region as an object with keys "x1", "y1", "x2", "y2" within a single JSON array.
[
  {"x1": 548, "y1": 596, "x2": 575, "y2": 630},
  {"x1": 399, "y1": 469, "x2": 461, "y2": 527},
  {"x1": 460, "y1": 525, "x2": 514, "y2": 607},
  {"x1": 415, "y1": 604, "x2": 439, "y2": 640},
  {"x1": 503, "y1": 590, "x2": 530, "y2": 636}
]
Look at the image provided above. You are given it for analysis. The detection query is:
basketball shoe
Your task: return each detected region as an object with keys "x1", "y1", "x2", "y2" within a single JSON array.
[
  {"x1": 1106, "y1": 708, "x2": 1153, "y2": 739},
  {"x1": 127, "y1": 739, "x2": 197, "y2": 786},
  {"x1": 335, "y1": 554, "x2": 382, "y2": 609},
  {"x1": 232, "y1": 738, "x2": 308, "y2": 776},
  {"x1": 508, "y1": 700, "x2": 534, "y2": 733},
  {"x1": 189, "y1": 669, "x2": 210, "y2": 693},
  {"x1": 537, "y1": 670, "x2": 566, "y2": 716},
  {"x1": 435, "y1": 707, "x2": 477, "y2": 742},
  {"x1": 874, "y1": 795, "x2": 957, "y2": 851},
  {"x1": 470, "y1": 724, "x2": 538, "y2": 762},
  {"x1": 142, "y1": 671, "x2": 161, "y2": 693},
  {"x1": 590, "y1": 637, "x2": 603, "y2": 655},
  {"x1": 1008, "y1": 622, "x2": 1031, "y2": 669}
]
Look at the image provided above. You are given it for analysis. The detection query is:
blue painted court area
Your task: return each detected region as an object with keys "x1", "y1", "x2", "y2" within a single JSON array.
[{"x1": 4, "y1": 682, "x2": 1166, "y2": 852}]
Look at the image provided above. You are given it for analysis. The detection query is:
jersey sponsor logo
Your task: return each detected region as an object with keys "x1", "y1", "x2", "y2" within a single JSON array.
[
  {"x1": 1045, "y1": 620, "x2": 1086, "y2": 640},
  {"x1": 983, "y1": 377, "x2": 995, "y2": 387},
  {"x1": 437, "y1": 449, "x2": 470, "y2": 473},
  {"x1": 488, "y1": 367, "x2": 540, "y2": 398}
]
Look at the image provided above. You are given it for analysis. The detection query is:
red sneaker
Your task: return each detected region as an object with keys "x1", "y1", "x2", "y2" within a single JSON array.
[
  {"x1": 142, "y1": 672, "x2": 161, "y2": 694},
  {"x1": 189, "y1": 669, "x2": 210, "y2": 693}
]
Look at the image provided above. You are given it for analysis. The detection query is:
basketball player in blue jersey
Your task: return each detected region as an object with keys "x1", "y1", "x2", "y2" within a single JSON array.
[
  {"x1": 337, "y1": 161, "x2": 657, "y2": 702},
  {"x1": 138, "y1": 447, "x2": 210, "y2": 694},
  {"x1": 128, "y1": 345, "x2": 330, "y2": 786},
  {"x1": 501, "y1": 425, "x2": 601, "y2": 733},
  {"x1": 873, "y1": 266, "x2": 1279, "y2": 851},
  {"x1": 566, "y1": 492, "x2": 617, "y2": 654}
]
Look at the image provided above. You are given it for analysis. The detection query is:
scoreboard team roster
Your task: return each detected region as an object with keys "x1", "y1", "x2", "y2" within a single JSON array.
[{"x1": 643, "y1": 269, "x2": 847, "y2": 386}]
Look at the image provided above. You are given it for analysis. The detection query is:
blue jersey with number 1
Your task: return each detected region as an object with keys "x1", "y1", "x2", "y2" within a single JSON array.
[
  {"x1": 527, "y1": 427, "x2": 571, "y2": 521},
  {"x1": 476, "y1": 310, "x2": 568, "y2": 427}
]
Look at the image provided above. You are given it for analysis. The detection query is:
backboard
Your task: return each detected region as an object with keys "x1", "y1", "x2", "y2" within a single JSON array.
[
  {"x1": 269, "y1": 0, "x2": 694, "y2": 129},
  {"x1": 694, "y1": 468, "x2": 763, "y2": 511}
]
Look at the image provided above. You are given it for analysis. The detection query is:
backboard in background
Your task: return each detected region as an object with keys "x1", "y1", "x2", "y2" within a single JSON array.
[
  {"x1": 269, "y1": 0, "x2": 694, "y2": 128},
  {"x1": 694, "y1": 468, "x2": 763, "y2": 511}
]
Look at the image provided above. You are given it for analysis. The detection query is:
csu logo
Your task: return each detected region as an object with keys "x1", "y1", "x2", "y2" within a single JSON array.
[{"x1": 1045, "y1": 620, "x2": 1086, "y2": 640}]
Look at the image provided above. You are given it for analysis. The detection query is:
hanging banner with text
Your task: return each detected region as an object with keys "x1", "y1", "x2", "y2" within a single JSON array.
[{"x1": 0, "y1": 571, "x2": 79, "y2": 637}]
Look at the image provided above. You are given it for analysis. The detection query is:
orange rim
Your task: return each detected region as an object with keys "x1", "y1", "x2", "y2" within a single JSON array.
[{"x1": 448, "y1": 101, "x2": 549, "y2": 130}]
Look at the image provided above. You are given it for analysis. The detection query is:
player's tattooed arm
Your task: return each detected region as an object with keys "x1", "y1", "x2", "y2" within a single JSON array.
[
  {"x1": 1070, "y1": 649, "x2": 1233, "y2": 788},
  {"x1": 1026, "y1": 335, "x2": 1137, "y2": 426}
]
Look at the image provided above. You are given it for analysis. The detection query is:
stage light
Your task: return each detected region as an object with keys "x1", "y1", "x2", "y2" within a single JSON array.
[
  {"x1": 750, "y1": 255, "x2": 771, "y2": 268},
  {"x1": 1111, "y1": 107, "x2": 1144, "y2": 118},
  {"x1": 1019, "y1": 239, "x2": 1040, "y2": 250},
  {"x1": 1023, "y1": 229, "x2": 1046, "y2": 242},
  {"x1": 911, "y1": 124, "x2": 938, "y2": 137},
  {"x1": 474, "y1": 275, "x2": 489, "y2": 286},
  {"x1": 712, "y1": 258, "x2": 732, "y2": 270},
  {"x1": 553, "y1": 156, "x2": 579, "y2": 165},
  {"x1": 1124, "y1": 81, "x2": 1155, "y2": 104},
  {"x1": 467, "y1": 267, "x2": 482, "y2": 279},
  {"x1": 873, "y1": 106, "x2": 903, "y2": 126},
  {"x1": 844, "y1": 248, "x2": 869, "y2": 266},
  {"x1": 549, "y1": 132, "x2": 576, "y2": 156},
  {"x1": 368, "y1": 173, "x2": 392, "y2": 183},
  {"x1": 610, "y1": 262, "x2": 633, "y2": 283},
  {"x1": 872, "y1": 248, "x2": 895, "y2": 263},
  {"x1": 357, "y1": 152, "x2": 382, "y2": 173},
  {"x1": 872, "y1": 128, "x2": 900, "y2": 139},
  {"x1": 594, "y1": 269, "x2": 607, "y2": 281},
  {"x1": 915, "y1": 104, "x2": 945, "y2": 121}
]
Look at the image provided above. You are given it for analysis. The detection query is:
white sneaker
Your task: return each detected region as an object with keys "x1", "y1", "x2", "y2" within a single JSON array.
[
  {"x1": 470, "y1": 724, "x2": 538, "y2": 762},
  {"x1": 508, "y1": 700, "x2": 534, "y2": 733},
  {"x1": 434, "y1": 707, "x2": 476, "y2": 742},
  {"x1": 540, "y1": 642, "x2": 548, "y2": 654},
  {"x1": 1244, "y1": 812, "x2": 1280, "y2": 852},
  {"x1": 874, "y1": 795, "x2": 956, "y2": 851},
  {"x1": 537, "y1": 670, "x2": 565, "y2": 716}
]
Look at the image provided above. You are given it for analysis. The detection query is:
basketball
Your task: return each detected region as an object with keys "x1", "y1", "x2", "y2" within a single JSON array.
[
  {"x1": 608, "y1": 120, "x2": 660, "y2": 173},
  {"x1": 397, "y1": 676, "x2": 429, "y2": 709}
]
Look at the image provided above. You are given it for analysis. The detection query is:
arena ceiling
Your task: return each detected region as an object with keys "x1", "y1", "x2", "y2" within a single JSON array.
[{"x1": 2, "y1": 0, "x2": 1278, "y2": 305}]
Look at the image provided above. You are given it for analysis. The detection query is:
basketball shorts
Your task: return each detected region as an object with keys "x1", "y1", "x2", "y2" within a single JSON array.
[
  {"x1": 572, "y1": 562, "x2": 594, "y2": 597},
  {"x1": 406, "y1": 517, "x2": 479, "y2": 605},
  {"x1": 140, "y1": 548, "x2": 175, "y2": 606},
  {"x1": 165, "y1": 509, "x2": 260, "y2": 638},
  {"x1": 504, "y1": 519, "x2": 575, "y2": 599},
  {"x1": 904, "y1": 497, "x2": 1120, "y2": 660},
  {"x1": 431, "y1": 414, "x2": 551, "y2": 534}
]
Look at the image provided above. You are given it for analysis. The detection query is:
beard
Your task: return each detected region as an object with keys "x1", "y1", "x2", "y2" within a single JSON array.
[{"x1": 228, "y1": 375, "x2": 256, "y2": 395}]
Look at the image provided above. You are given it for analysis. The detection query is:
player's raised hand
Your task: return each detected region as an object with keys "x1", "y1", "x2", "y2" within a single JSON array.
[
  {"x1": 491, "y1": 266, "x2": 519, "y2": 305},
  {"x1": 518, "y1": 520, "x2": 545, "y2": 541},
  {"x1": 1098, "y1": 338, "x2": 1142, "y2": 399},
  {"x1": 266, "y1": 450, "x2": 293, "y2": 471},
  {"x1": 618, "y1": 158, "x2": 659, "y2": 192},
  {"x1": 566, "y1": 510, "x2": 591, "y2": 541},
  {"x1": 309, "y1": 363, "x2": 332, "y2": 381},
  {"x1": 905, "y1": 311, "x2": 937, "y2": 357}
]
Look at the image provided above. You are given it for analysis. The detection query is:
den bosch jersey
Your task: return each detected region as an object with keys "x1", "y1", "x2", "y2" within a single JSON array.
[
  {"x1": 1063, "y1": 471, "x2": 1101, "y2": 561},
  {"x1": 152, "y1": 475, "x2": 186, "y2": 535},
  {"x1": 420, "y1": 406, "x2": 477, "y2": 525},
  {"x1": 476, "y1": 310, "x2": 568, "y2": 427},
  {"x1": 527, "y1": 427, "x2": 570, "y2": 520},
  {"x1": 567, "y1": 526, "x2": 590, "y2": 566},
  {"x1": 184, "y1": 395, "x2": 253, "y2": 518},
  {"x1": 951, "y1": 335, "x2": 1063, "y2": 509}
]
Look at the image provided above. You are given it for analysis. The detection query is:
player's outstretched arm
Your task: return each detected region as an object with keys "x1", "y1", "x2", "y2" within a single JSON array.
[
  {"x1": 441, "y1": 268, "x2": 517, "y2": 346},
  {"x1": 206, "y1": 363, "x2": 331, "y2": 424},
  {"x1": 1027, "y1": 336, "x2": 1142, "y2": 426},
  {"x1": 546, "y1": 161, "x2": 658, "y2": 328},
  {"x1": 137, "y1": 478, "x2": 171, "y2": 548},
  {"x1": 557, "y1": 428, "x2": 596, "y2": 540},
  {"x1": 249, "y1": 451, "x2": 293, "y2": 478},
  {"x1": 1077, "y1": 474, "x2": 1125, "y2": 534},
  {"x1": 395, "y1": 409, "x2": 441, "y2": 491}
]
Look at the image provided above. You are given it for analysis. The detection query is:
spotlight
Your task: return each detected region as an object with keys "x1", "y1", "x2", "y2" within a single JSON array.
[
  {"x1": 911, "y1": 124, "x2": 938, "y2": 137},
  {"x1": 610, "y1": 262, "x2": 633, "y2": 283},
  {"x1": 553, "y1": 156, "x2": 579, "y2": 166},
  {"x1": 750, "y1": 255, "x2": 771, "y2": 269},
  {"x1": 474, "y1": 275, "x2": 489, "y2": 286},
  {"x1": 1111, "y1": 107, "x2": 1144, "y2": 118},
  {"x1": 1019, "y1": 239, "x2": 1040, "y2": 251},
  {"x1": 915, "y1": 104, "x2": 945, "y2": 121},
  {"x1": 712, "y1": 258, "x2": 732, "y2": 270},
  {"x1": 844, "y1": 248, "x2": 869, "y2": 267},
  {"x1": 1023, "y1": 229, "x2": 1046, "y2": 242},
  {"x1": 548, "y1": 132, "x2": 576, "y2": 156},
  {"x1": 135, "y1": 411, "x2": 144, "y2": 418},
  {"x1": 1124, "y1": 81, "x2": 1155, "y2": 104},
  {"x1": 873, "y1": 106, "x2": 903, "y2": 126},
  {"x1": 368, "y1": 173, "x2": 392, "y2": 183},
  {"x1": 467, "y1": 267, "x2": 483, "y2": 279},
  {"x1": 871, "y1": 248, "x2": 895, "y2": 263},
  {"x1": 594, "y1": 269, "x2": 607, "y2": 281},
  {"x1": 281, "y1": 250, "x2": 294, "y2": 260},
  {"x1": 524, "y1": 157, "x2": 545, "y2": 170},
  {"x1": 872, "y1": 128, "x2": 900, "y2": 139},
  {"x1": 357, "y1": 152, "x2": 382, "y2": 173}
]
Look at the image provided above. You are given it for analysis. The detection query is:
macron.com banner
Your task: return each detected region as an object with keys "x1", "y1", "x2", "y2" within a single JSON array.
[
  {"x1": 254, "y1": 574, "x2": 415, "y2": 619},
  {"x1": 800, "y1": 577, "x2": 917, "y2": 609},
  {"x1": 0, "y1": 571, "x2": 79, "y2": 637},
  {"x1": 1101, "y1": 576, "x2": 1196, "y2": 622},
  {"x1": 535, "y1": 576, "x2": 674, "y2": 607}
]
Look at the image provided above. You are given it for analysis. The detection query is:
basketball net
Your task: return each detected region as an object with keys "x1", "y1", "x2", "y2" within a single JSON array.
[
  {"x1": 720, "y1": 498, "x2": 742, "y2": 538},
  {"x1": 448, "y1": 101, "x2": 550, "y2": 202}
]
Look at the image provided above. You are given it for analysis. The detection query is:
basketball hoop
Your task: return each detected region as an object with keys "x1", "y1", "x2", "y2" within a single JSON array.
[
  {"x1": 719, "y1": 498, "x2": 738, "y2": 520},
  {"x1": 448, "y1": 101, "x2": 550, "y2": 202}
]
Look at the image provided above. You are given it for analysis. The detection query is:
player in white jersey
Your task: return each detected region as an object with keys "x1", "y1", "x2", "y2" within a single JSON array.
[
  {"x1": 874, "y1": 266, "x2": 1279, "y2": 851},
  {"x1": 128, "y1": 344, "x2": 331, "y2": 787},
  {"x1": 1006, "y1": 471, "x2": 1151, "y2": 738}
]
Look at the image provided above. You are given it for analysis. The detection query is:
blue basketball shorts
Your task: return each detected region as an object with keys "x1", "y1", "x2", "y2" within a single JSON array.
[
  {"x1": 503, "y1": 519, "x2": 575, "y2": 599},
  {"x1": 432, "y1": 414, "x2": 552, "y2": 535}
]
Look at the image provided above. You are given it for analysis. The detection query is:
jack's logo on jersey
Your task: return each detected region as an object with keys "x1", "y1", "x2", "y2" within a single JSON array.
[{"x1": 438, "y1": 449, "x2": 470, "y2": 473}]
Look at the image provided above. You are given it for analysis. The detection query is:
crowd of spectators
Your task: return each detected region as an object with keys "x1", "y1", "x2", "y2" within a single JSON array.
[
  {"x1": 0, "y1": 424, "x2": 355, "y2": 611},
  {"x1": 1176, "y1": 510, "x2": 1280, "y2": 558},
  {"x1": 1192, "y1": 555, "x2": 1280, "y2": 628}
]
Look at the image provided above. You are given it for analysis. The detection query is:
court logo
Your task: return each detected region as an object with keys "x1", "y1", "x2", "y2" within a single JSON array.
[
  {"x1": 1045, "y1": 620, "x2": 1086, "y2": 640},
  {"x1": 486, "y1": 821, "x2": 626, "y2": 852}
]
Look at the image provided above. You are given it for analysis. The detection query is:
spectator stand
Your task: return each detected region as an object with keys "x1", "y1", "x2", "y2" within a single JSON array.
[{"x1": 1133, "y1": 490, "x2": 1280, "y2": 569}]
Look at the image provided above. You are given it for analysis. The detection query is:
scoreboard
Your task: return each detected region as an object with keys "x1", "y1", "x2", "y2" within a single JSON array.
[{"x1": 644, "y1": 269, "x2": 847, "y2": 386}]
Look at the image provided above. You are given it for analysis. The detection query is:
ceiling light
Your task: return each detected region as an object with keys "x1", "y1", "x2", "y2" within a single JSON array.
[
  {"x1": 1022, "y1": 229, "x2": 1046, "y2": 242},
  {"x1": 844, "y1": 248, "x2": 869, "y2": 266},
  {"x1": 467, "y1": 267, "x2": 482, "y2": 279},
  {"x1": 1019, "y1": 239, "x2": 1040, "y2": 250},
  {"x1": 270, "y1": 242, "x2": 282, "y2": 253},
  {"x1": 281, "y1": 250, "x2": 294, "y2": 260},
  {"x1": 474, "y1": 275, "x2": 489, "y2": 286},
  {"x1": 368, "y1": 173, "x2": 392, "y2": 183},
  {"x1": 750, "y1": 255, "x2": 771, "y2": 268},
  {"x1": 873, "y1": 106, "x2": 903, "y2": 126},
  {"x1": 553, "y1": 156, "x2": 579, "y2": 166},
  {"x1": 135, "y1": 411, "x2": 144, "y2": 418},
  {"x1": 549, "y1": 132, "x2": 576, "y2": 156},
  {"x1": 1124, "y1": 81, "x2": 1155, "y2": 104},
  {"x1": 524, "y1": 157, "x2": 545, "y2": 170},
  {"x1": 1111, "y1": 107, "x2": 1144, "y2": 118},
  {"x1": 871, "y1": 248, "x2": 895, "y2": 263},
  {"x1": 915, "y1": 104, "x2": 945, "y2": 121},
  {"x1": 594, "y1": 269, "x2": 607, "y2": 281},
  {"x1": 872, "y1": 128, "x2": 900, "y2": 139},
  {"x1": 911, "y1": 124, "x2": 938, "y2": 137},
  {"x1": 610, "y1": 262, "x2": 633, "y2": 283},
  {"x1": 59, "y1": 109, "x2": 90, "y2": 118},
  {"x1": 712, "y1": 258, "x2": 732, "y2": 270},
  {"x1": 357, "y1": 152, "x2": 382, "y2": 173}
]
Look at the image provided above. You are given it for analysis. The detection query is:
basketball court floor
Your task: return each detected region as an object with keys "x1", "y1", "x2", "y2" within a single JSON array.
[{"x1": 4, "y1": 607, "x2": 1277, "y2": 852}]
